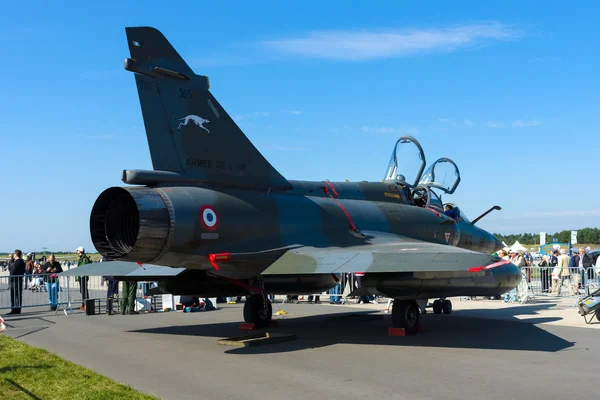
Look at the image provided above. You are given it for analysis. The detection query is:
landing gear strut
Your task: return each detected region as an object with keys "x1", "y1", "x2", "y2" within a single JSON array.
[
  {"x1": 243, "y1": 293, "x2": 272, "y2": 328},
  {"x1": 432, "y1": 299, "x2": 452, "y2": 314},
  {"x1": 391, "y1": 300, "x2": 420, "y2": 333}
]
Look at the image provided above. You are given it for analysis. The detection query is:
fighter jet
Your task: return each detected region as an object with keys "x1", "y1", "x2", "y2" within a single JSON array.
[{"x1": 67, "y1": 27, "x2": 521, "y2": 333}]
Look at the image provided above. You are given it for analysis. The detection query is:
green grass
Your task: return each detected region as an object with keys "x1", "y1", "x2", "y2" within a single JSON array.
[{"x1": 0, "y1": 335, "x2": 158, "y2": 400}]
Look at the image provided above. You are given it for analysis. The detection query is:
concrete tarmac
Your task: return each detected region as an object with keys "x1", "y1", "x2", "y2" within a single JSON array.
[{"x1": 3, "y1": 297, "x2": 599, "y2": 400}]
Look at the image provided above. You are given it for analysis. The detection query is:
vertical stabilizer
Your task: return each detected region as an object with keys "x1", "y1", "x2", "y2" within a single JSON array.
[{"x1": 124, "y1": 27, "x2": 290, "y2": 190}]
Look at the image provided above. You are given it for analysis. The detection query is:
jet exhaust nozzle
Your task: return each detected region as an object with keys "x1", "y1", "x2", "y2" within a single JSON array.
[{"x1": 90, "y1": 187, "x2": 172, "y2": 262}]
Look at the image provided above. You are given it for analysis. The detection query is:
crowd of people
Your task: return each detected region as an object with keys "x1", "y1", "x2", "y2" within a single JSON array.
[
  {"x1": 496, "y1": 245, "x2": 599, "y2": 297},
  {"x1": 3, "y1": 247, "x2": 93, "y2": 315}
]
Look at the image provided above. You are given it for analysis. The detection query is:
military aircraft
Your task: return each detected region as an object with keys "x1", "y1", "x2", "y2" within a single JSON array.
[{"x1": 65, "y1": 26, "x2": 521, "y2": 333}]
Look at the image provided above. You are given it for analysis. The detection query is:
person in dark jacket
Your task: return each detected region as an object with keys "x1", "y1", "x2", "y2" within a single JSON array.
[
  {"x1": 102, "y1": 276, "x2": 119, "y2": 315},
  {"x1": 572, "y1": 247, "x2": 594, "y2": 291},
  {"x1": 43, "y1": 254, "x2": 63, "y2": 311},
  {"x1": 7, "y1": 250, "x2": 26, "y2": 315},
  {"x1": 75, "y1": 246, "x2": 91, "y2": 310}
]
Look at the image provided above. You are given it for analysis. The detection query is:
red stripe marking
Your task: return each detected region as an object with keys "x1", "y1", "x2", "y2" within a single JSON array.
[
  {"x1": 485, "y1": 259, "x2": 511, "y2": 269},
  {"x1": 207, "y1": 252, "x2": 233, "y2": 271},
  {"x1": 331, "y1": 273, "x2": 340, "y2": 283},
  {"x1": 321, "y1": 181, "x2": 358, "y2": 232},
  {"x1": 324, "y1": 181, "x2": 339, "y2": 198},
  {"x1": 467, "y1": 259, "x2": 510, "y2": 272},
  {"x1": 336, "y1": 201, "x2": 358, "y2": 232},
  {"x1": 427, "y1": 208, "x2": 443, "y2": 218}
]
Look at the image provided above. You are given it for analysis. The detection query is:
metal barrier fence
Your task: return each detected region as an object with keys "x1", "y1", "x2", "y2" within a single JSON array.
[
  {"x1": 0, "y1": 273, "x2": 151, "y2": 313},
  {"x1": 518, "y1": 265, "x2": 600, "y2": 297},
  {"x1": 3, "y1": 266, "x2": 598, "y2": 312}
]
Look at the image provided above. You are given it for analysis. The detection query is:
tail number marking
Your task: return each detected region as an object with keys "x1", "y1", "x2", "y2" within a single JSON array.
[{"x1": 178, "y1": 88, "x2": 193, "y2": 99}]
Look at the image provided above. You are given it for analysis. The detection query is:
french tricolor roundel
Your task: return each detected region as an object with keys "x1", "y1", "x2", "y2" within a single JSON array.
[{"x1": 200, "y1": 205, "x2": 219, "y2": 231}]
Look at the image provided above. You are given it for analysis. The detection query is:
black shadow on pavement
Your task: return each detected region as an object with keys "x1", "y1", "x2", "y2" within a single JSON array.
[{"x1": 129, "y1": 305, "x2": 574, "y2": 354}]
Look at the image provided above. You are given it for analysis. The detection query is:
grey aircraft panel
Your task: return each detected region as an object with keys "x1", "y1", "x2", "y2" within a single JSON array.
[
  {"x1": 59, "y1": 261, "x2": 185, "y2": 278},
  {"x1": 262, "y1": 231, "x2": 503, "y2": 275}
]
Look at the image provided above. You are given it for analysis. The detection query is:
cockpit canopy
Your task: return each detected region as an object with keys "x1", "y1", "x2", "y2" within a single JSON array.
[
  {"x1": 418, "y1": 157, "x2": 461, "y2": 195},
  {"x1": 384, "y1": 136, "x2": 426, "y2": 188}
]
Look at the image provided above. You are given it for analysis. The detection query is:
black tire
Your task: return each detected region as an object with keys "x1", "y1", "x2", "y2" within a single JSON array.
[
  {"x1": 442, "y1": 299, "x2": 452, "y2": 314},
  {"x1": 391, "y1": 300, "x2": 420, "y2": 333},
  {"x1": 243, "y1": 294, "x2": 272, "y2": 328},
  {"x1": 595, "y1": 309, "x2": 600, "y2": 322},
  {"x1": 433, "y1": 300, "x2": 442, "y2": 314}
]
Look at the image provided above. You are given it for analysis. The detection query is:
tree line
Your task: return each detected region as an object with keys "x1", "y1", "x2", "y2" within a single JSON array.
[{"x1": 493, "y1": 228, "x2": 600, "y2": 245}]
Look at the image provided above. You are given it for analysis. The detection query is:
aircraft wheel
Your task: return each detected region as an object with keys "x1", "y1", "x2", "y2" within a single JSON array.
[
  {"x1": 442, "y1": 299, "x2": 452, "y2": 314},
  {"x1": 595, "y1": 309, "x2": 600, "y2": 322},
  {"x1": 243, "y1": 294, "x2": 272, "y2": 328},
  {"x1": 391, "y1": 300, "x2": 420, "y2": 333},
  {"x1": 433, "y1": 300, "x2": 442, "y2": 314}
]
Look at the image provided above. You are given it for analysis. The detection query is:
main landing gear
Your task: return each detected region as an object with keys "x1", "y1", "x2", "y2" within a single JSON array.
[
  {"x1": 243, "y1": 293, "x2": 272, "y2": 328},
  {"x1": 391, "y1": 300, "x2": 420, "y2": 334},
  {"x1": 432, "y1": 299, "x2": 452, "y2": 315}
]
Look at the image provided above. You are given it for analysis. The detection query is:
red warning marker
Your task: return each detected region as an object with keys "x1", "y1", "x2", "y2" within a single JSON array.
[
  {"x1": 239, "y1": 323, "x2": 258, "y2": 330},
  {"x1": 388, "y1": 328, "x2": 407, "y2": 336},
  {"x1": 388, "y1": 324, "x2": 423, "y2": 336},
  {"x1": 269, "y1": 320, "x2": 279, "y2": 328}
]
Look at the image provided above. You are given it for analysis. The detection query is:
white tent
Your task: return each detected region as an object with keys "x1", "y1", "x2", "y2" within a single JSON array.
[{"x1": 510, "y1": 241, "x2": 528, "y2": 252}]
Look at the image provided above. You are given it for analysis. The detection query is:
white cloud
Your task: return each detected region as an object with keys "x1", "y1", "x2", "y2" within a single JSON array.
[
  {"x1": 234, "y1": 112, "x2": 270, "y2": 122},
  {"x1": 438, "y1": 118, "x2": 455, "y2": 125},
  {"x1": 189, "y1": 55, "x2": 255, "y2": 68},
  {"x1": 285, "y1": 110, "x2": 303, "y2": 115},
  {"x1": 361, "y1": 126, "x2": 419, "y2": 135},
  {"x1": 439, "y1": 118, "x2": 475, "y2": 127},
  {"x1": 513, "y1": 120, "x2": 541, "y2": 127},
  {"x1": 486, "y1": 122, "x2": 502, "y2": 128},
  {"x1": 261, "y1": 22, "x2": 520, "y2": 61},
  {"x1": 330, "y1": 128, "x2": 340, "y2": 133}
]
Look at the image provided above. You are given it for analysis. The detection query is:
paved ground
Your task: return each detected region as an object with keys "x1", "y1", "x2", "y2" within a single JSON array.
[{"x1": 2, "y1": 295, "x2": 599, "y2": 400}]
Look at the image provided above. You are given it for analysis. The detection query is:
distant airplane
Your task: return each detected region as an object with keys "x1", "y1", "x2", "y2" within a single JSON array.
[{"x1": 67, "y1": 27, "x2": 521, "y2": 333}]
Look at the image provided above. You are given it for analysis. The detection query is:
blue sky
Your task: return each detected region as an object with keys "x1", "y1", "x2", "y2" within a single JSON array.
[{"x1": 1, "y1": 1, "x2": 599, "y2": 252}]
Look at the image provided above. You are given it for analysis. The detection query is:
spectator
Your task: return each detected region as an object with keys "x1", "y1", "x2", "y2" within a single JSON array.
[
  {"x1": 572, "y1": 247, "x2": 593, "y2": 293},
  {"x1": 553, "y1": 249, "x2": 574, "y2": 296},
  {"x1": 509, "y1": 250, "x2": 525, "y2": 268},
  {"x1": 7, "y1": 250, "x2": 26, "y2": 315},
  {"x1": 538, "y1": 255, "x2": 551, "y2": 293},
  {"x1": 102, "y1": 276, "x2": 119, "y2": 315},
  {"x1": 24, "y1": 253, "x2": 34, "y2": 290},
  {"x1": 30, "y1": 262, "x2": 45, "y2": 291},
  {"x1": 307, "y1": 294, "x2": 321, "y2": 304},
  {"x1": 498, "y1": 250, "x2": 509, "y2": 260},
  {"x1": 75, "y1": 246, "x2": 91, "y2": 310},
  {"x1": 121, "y1": 280, "x2": 138, "y2": 315},
  {"x1": 43, "y1": 254, "x2": 63, "y2": 311},
  {"x1": 6, "y1": 254, "x2": 14, "y2": 273}
]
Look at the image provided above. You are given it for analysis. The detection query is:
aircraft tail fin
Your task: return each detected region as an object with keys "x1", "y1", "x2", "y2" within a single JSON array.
[{"x1": 124, "y1": 26, "x2": 290, "y2": 189}]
